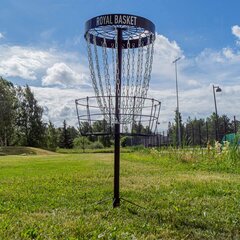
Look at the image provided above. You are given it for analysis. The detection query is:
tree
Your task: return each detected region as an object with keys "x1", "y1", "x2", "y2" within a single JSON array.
[
  {"x1": 92, "y1": 120, "x2": 111, "y2": 147},
  {"x1": 46, "y1": 121, "x2": 59, "y2": 150},
  {"x1": 185, "y1": 117, "x2": 205, "y2": 146},
  {"x1": 218, "y1": 115, "x2": 234, "y2": 140},
  {"x1": 0, "y1": 77, "x2": 17, "y2": 146},
  {"x1": 67, "y1": 126, "x2": 79, "y2": 141},
  {"x1": 59, "y1": 120, "x2": 73, "y2": 148},
  {"x1": 168, "y1": 110, "x2": 183, "y2": 146},
  {"x1": 16, "y1": 85, "x2": 45, "y2": 147},
  {"x1": 73, "y1": 136, "x2": 90, "y2": 152}
]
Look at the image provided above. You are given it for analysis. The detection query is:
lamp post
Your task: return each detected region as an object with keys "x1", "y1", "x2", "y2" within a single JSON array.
[
  {"x1": 173, "y1": 57, "x2": 181, "y2": 147},
  {"x1": 212, "y1": 85, "x2": 222, "y2": 141}
]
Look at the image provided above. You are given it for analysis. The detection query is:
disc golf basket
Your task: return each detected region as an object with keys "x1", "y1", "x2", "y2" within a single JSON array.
[{"x1": 75, "y1": 14, "x2": 160, "y2": 208}]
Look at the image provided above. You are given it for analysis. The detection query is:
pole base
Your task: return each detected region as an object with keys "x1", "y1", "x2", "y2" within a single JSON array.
[
  {"x1": 96, "y1": 196, "x2": 145, "y2": 210},
  {"x1": 113, "y1": 197, "x2": 120, "y2": 208}
]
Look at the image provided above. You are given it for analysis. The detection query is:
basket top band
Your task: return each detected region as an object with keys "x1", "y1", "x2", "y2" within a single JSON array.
[{"x1": 85, "y1": 14, "x2": 155, "y2": 48}]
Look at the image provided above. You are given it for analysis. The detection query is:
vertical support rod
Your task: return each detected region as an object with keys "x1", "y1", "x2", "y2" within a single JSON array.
[
  {"x1": 113, "y1": 28, "x2": 122, "y2": 208},
  {"x1": 192, "y1": 123, "x2": 194, "y2": 146},
  {"x1": 173, "y1": 58, "x2": 181, "y2": 148},
  {"x1": 199, "y1": 122, "x2": 201, "y2": 147},
  {"x1": 213, "y1": 85, "x2": 219, "y2": 141},
  {"x1": 206, "y1": 121, "x2": 209, "y2": 145}
]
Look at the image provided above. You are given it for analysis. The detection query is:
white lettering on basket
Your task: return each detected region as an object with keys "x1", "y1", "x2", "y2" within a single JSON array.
[{"x1": 96, "y1": 15, "x2": 137, "y2": 26}]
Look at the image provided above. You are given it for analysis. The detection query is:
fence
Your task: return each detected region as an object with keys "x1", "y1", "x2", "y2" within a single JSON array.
[{"x1": 129, "y1": 116, "x2": 239, "y2": 148}]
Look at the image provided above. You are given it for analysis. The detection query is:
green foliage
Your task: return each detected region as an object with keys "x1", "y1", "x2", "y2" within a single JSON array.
[
  {"x1": 91, "y1": 120, "x2": 112, "y2": 147},
  {"x1": 59, "y1": 120, "x2": 74, "y2": 149},
  {"x1": 168, "y1": 112, "x2": 238, "y2": 147},
  {"x1": 16, "y1": 85, "x2": 46, "y2": 147},
  {"x1": 120, "y1": 136, "x2": 130, "y2": 147},
  {"x1": 0, "y1": 77, "x2": 17, "y2": 146},
  {"x1": 73, "y1": 136, "x2": 90, "y2": 152},
  {"x1": 88, "y1": 141, "x2": 104, "y2": 149},
  {"x1": 132, "y1": 120, "x2": 152, "y2": 135},
  {"x1": 0, "y1": 78, "x2": 46, "y2": 147},
  {"x1": 168, "y1": 110, "x2": 183, "y2": 146},
  {"x1": 46, "y1": 121, "x2": 59, "y2": 151}
]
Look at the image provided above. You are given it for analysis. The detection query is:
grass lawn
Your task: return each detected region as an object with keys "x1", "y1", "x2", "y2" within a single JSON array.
[{"x1": 0, "y1": 150, "x2": 239, "y2": 239}]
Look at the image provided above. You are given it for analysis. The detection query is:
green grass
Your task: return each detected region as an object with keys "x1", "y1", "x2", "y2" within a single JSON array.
[
  {"x1": 56, "y1": 147, "x2": 133, "y2": 154},
  {"x1": 0, "y1": 150, "x2": 240, "y2": 239}
]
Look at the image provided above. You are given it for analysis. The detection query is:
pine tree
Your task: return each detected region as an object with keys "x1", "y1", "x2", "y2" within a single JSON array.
[
  {"x1": 0, "y1": 77, "x2": 17, "y2": 146},
  {"x1": 46, "y1": 121, "x2": 58, "y2": 150},
  {"x1": 59, "y1": 120, "x2": 73, "y2": 148},
  {"x1": 16, "y1": 85, "x2": 45, "y2": 147}
]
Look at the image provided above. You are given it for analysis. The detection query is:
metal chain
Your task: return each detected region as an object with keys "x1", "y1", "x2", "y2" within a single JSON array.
[
  {"x1": 125, "y1": 37, "x2": 131, "y2": 118},
  {"x1": 86, "y1": 30, "x2": 155, "y2": 126},
  {"x1": 111, "y1": 43, "x2": 116, "y2": 123},
  {"x1": 140, "y1": 35, "x2": 151, "y2": 110},
  {"x1": 102, "y1": 37, "x2": 113, "y2": 121},
  {"x1": 122, "y1": 45, "x2": 126, "y2": 97},
  {"x1": 93, "y1": 35, "x2": 107, "y2": 114},
  {"x1": 86, "y1": 33, "x2": 103, "y2": 111},
  {"x1": 134, "y1": 36, "x2": 142, "y2": 98},
  {"x1": 144, "y1": 34, "x2": 155, "y2": 98},
  {"x1": 121, "y1": 46, "x2": 126, "y2": 116},
  {"x1": 102, "y1": 37, "x2": 111, "y2": 97},
  {"x1": 136, "y1": 41, "x2": 144, "y2": 113},
  {"x1": 128, "y1": 43, "x2": 135, "y2": 117}
]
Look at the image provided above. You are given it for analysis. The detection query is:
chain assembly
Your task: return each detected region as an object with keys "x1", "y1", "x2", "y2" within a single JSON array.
[{"x1": 83, "y1": 14, "x2": 156, "y2": 129}]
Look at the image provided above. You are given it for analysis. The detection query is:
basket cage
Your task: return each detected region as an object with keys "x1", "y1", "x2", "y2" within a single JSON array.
[{"x1": 75, "y1": 95, "x2": 161, "y2": 136}]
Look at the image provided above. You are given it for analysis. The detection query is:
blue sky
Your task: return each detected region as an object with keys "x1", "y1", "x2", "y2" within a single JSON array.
[{"x1": 0, "y1": 0, "x2": 240, "y2": 129}]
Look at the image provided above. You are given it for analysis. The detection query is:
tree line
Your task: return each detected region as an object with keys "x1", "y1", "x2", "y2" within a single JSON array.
[
  {"x1": 2, "y1": 77, "x2": 239, "y2": 150},
  {"x1": 167, "y1": 110, "x2": 240, "y2": 146},
  {"x1": 0, "y1": 77, "x2": 79, "y2": 150}
]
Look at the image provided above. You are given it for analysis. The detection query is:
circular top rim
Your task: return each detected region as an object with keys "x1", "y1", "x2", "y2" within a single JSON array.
[
  {"x1": 85, "y1": 14, "x2": 155, "y2": 33},
  {"x1": 84, "y1": 14, "x2": 155, "y2": 48}
]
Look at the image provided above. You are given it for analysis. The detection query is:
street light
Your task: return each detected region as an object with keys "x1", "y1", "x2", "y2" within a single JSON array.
[
  {"x1": 172, "y1": 57, "x2": 181, "y2": 147},
  {"x1": 212, "y1": 85, "x2": 222, "y2": 141}
]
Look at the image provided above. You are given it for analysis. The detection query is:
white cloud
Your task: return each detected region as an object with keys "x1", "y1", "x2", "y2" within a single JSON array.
[
  {"x1": 0, "y1": 45, "x2": 54, "y2": 80},
  {"x1": 32, "y1": 87, "x2": 94, "y2": 127},
  {"x1": 186, "y1": 79, "x2": 201, "y2": 87},
  {"x1": 42, "y1": 62, "x2": 88, "y2": 87},
  {"x1": 0, "y1": 33, "x2": 4, "y2": 39},
  {"x1": 147, "y1": 31, "x2": 240, "y2": 130},
  {"x1": 232, "y1": 25, "x2": 240, "y2": 45},
  {"x1": 31, "y1": 33, "x2": 240, "y2": 129},
  {"x1": 1, "y1": 29, "x2": 240, "y2": 130},
  {"x1": 232, "y1": 25, "x2": 240, "y2": 39},
  {"x1": 152, "y1": 34, "x2": 183, "y2": 83},
  {"x1": 0, "y1": 45, "x2": 90, "y2": 85},
  {"x1": 149, "y1": 83, "x2": 240, "y2": 131}
]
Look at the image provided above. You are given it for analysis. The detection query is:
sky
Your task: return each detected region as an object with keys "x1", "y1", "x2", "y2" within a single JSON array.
[{"x1": 0, "y1": 0, "x2": 240, "y2": 131}]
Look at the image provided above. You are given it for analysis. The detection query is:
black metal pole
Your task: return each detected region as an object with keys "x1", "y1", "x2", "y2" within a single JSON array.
[
  {"x1": 213, "y1": 85, "x2": 219, "y2": 141},
  {"x1": 173, "y1": 57, "x2": 181, "y2": 148},
  {"x1": 206, "y1": 121, "x2": 209, "y2": 145},
  {"x1": 192, "y1": 123, "x2": 194, "y2": 146},
  {"x1": 113, "y1": 28, "x2": 122, "y2": 208},
  {"x1": 199, "y1": 122, "x2": 201, "y2": 147}
]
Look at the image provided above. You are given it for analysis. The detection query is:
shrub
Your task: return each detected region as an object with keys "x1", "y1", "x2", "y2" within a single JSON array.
[
  {"x1": 121, "y1": 136, "x2": 131, "y2": 147},
  {"x1": 89, "y1": 141, "x2": 104, "y2": 149},
  {"x1": 73, "y1": 137, "x2": 90, "y2": 152}
]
